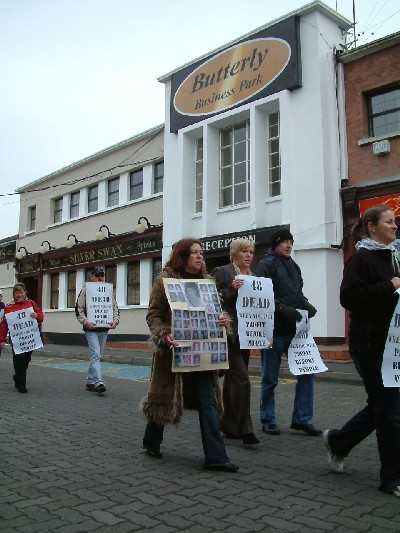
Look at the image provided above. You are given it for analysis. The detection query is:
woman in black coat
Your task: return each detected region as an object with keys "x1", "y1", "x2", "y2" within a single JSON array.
[{"x1": 323, "y1": 205, "x2": 400, "y2": 497}]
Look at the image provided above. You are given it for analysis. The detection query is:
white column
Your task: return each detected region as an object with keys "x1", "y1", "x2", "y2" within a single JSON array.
[
  {"x1": 42, "y1": 273, "x2": 50, "y2": 309},
  {"x1": 250, "y1": 105, "x2": 268, "y2": 228},
  {"x1": 62, "y1": 194, "x2": 70, "y2": 223},
  {"x1": 79, "y1": 188, "x2": 88, "y2": 218},
  {"x1": 98, "y1": 181, "x2": 106, "y2": 210},
  {"x1": 143, "y1": 165, "x2": 153, "y2": 197},
  {"x1": 116, "y1": 262, "x2": 127, "y2": 306},
  {"x1": 76, "y1": 269, "x2": 85, "y2": 297},
  {"x1": 119, "y1": 172, "x2": 129, "y2": 204},
  {"x1": 203, "y1": 124, "x2": 219, "y2": 237},
  {"x1": 140, "y1": 259, "x2": 152, "y2": 306},
  {"x1": 58, "y1": 271, "x2": 67, "y2": 309}
]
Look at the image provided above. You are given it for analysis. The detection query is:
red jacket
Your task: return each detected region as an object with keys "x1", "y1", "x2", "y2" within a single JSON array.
[{"x1": 0, "y1": 299, "x2": 44, "y2": 344}]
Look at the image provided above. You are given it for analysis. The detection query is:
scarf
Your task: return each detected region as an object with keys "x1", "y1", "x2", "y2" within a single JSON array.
[{"x1": 356, "y1": 238, "x2": 400, "y2": 276}]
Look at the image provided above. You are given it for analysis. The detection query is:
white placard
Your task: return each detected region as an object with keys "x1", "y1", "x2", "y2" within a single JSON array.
[
  {"x1": 86, "y1": 282, "x2": 114, "y2": 327},
  {"x1": 5, "y1": 307, "x2": 43, "y2": 355},
  {"x1": 236, "y1": 275, "x2": 275, "y2": 349},
  {"x1": 381, "y1": 290, "x2": 400, "y2": 387},
  {"x1": 287, "y1": 310, "x2": 328, "y2": 375}
]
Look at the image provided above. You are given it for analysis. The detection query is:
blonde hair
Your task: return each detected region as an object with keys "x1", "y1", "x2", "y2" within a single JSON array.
[
  {"x1": 230, "y1": 238, "x2": 255, "y2": 262},
  {"x1": 13, "y1": 283, "x2": 27, "y2": 296}
]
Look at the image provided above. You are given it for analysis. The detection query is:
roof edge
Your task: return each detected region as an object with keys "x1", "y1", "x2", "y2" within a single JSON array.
[
  {"x1": 337, "y1": 30, "x2": 400, "y2": 63},
  {"x1": 158, "y1": 1, "x2": 352, "y2": 83},
  {"x1": 16, "y1": 123, "x2": 165, "y2": 193}
]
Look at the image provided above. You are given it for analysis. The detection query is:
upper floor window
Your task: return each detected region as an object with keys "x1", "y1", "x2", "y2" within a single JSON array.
[
  {"x1": 88, "y1": 185, "x2": 98, "y2": 213},
  {"x1": 67, "y1": 271, "x2": 76, "y2": 308},
  {"x1": 105, "y1": 264, "x2": 117, "y2": 289},
  {"x1": 195, "y1": 139, "x2": 203, "y2": 213},
  {"x1": 70, "y1": 191, "x2": 80, "y2": 219},
  {"x1": 53, "y1": 197, "x2": 63, "y2": 224},
  {"x1": 369, "y1": 88, "x2": 400, "y2": 137},
  {"x1": 267, "y1": 112, "x2": 281, "y2": 197},
  {"x1": 27, "y1": 205, "x2": 36, "y2": 231},
  {"x1": 130, "y1": 169, "x2": 143, "y2": 201},
  {"x1": 127, "y1": 261, "x2": 140, "y2": 305},
  {"x1": 153, "y1": 161, "x2": 164, "y2": 194},
  {"x1": 219, "y1": 121, "x2": 250, "y2": 208},
  {"x1": 107, "y1": 177, "x2": 119, "y2": 207},
  {"x1": 50, "y1": 273, "x2": 59, "y2": 309}
]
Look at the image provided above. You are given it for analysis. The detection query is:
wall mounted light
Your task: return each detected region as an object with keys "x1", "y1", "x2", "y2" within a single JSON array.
[
  {"x1": 39, "y1": 240, "x2": 56, "y2": 254},
  {"x1": 65, "y1": 233, "x2": 82, "y2": 248},
  {"x1": 134, "y1": 216, "x2": 157, "y2": 234},
  {"x1": 15, "y1": 246, "x2": 31, "y2": 260},
  {"x1": 95, "y1": 224, "x2": 115, "y2": 240}
]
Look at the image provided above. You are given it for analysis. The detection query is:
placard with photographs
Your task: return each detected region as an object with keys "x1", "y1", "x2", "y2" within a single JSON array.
[{"x1": 163, "y1": 278, "x2": 229, "y2": 373}]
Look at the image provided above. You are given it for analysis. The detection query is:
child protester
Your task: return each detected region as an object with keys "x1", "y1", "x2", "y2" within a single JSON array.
[{"x1": 0, "y1": 283, "x2": 44, "y2": 393}]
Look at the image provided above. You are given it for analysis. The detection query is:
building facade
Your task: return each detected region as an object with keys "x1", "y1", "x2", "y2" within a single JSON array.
[
  {"x1": 339, "y1": 31, "x2": 400, "y2": 258},
  {"x1": 159, "y1": 2, "x2": 351, "y2": 343},
  {"x1": 16, "y1": 125, "x2": 164, "y2": 343},
  {"x1": 0, "y1": 235, "x2": 17, "y2": 302}
]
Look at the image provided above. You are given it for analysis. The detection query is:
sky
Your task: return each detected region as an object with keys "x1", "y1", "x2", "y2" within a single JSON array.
[{"x1": 1, "y1": 0, "x2": 400, "y2": 239}]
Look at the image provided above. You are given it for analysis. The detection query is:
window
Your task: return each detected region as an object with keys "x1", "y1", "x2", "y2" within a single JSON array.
[
  {"x1": 70, "y1": 191, "x2": 80, "y2": 219},
  {"x1": 50, "y1": 273, "x2": 59, "y2": 309},
  {"x1": 152, "y1": 257, "x2": 162, "y2": 283},
  {"x1": 27, "y1": 205, "x2": 36, "y2": 231},
  {"x1": 88, "y1": 185, "x2": 98, "y2": 213},
  {"x1": 53, "y1": 197, "x2": 63, "y2": 224},
  {"x1": 127, "y1": 261, "x2": 140, "y2": 305},
  {"x1": 219, "y1": 121, "x2": 250, "y2": 208},
  {"x1": 67, "y1": 271, "x2": 76, "y2": 308},
  {"x1": 267, "y1": 112, "x2": 281, "y2": 197},
  {"x1": 369, "y1": 88, "x2": 400, "y2": 137},
  {"x1": 153, "y1": 161, "x2": 164, "y2": 194},
  {"x1": 129, "y1": 169, "x2": 143, "y2": 200},
  {"x1": 107, "y1": 177, "x2": 119, "y2": 207},
  {"x1": 105, "y1": 264, "x2": 117, "y2": 289},
  {"x1": 195, "y1": 139, "x2": 203, "y2": 213}
]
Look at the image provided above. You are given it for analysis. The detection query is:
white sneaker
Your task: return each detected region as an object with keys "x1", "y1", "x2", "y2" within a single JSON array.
[
  {"x1": 380, "y1": 485, "x2": 400, "y2": 497},
  {"x1": 323, "y1": 429, "x2": 345, "y2": 473}
]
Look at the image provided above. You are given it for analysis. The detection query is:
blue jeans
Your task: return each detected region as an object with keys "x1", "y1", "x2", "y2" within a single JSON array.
[
  {"x1": 85, "y1": 331, "x2": 108, "y2": 385},
  {"x1": 143, "y1": 373, "x2": 230, "y2": 465},
  {"x1": 260, "y1": 335, "x2": 315, "y2": 426}
]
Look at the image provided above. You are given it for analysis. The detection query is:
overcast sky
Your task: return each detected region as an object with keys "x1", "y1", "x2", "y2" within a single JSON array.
[{"x1": 1, "y1": 0, "x2": 399, "y2": 239}]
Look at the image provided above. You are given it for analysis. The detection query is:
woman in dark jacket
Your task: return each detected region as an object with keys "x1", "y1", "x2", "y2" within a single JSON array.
[
  {"x1": 213, "y1": 238, "x2": 259, "y2": 447},
  {"x1": 141, "y1": 238, "x2": 238, "y2": 472},
  {"x1": 323, "y1": 205, "x2": 400, "y2": 497}
]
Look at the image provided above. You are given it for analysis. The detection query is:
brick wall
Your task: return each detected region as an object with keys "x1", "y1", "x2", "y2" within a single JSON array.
[{"x1": 344, "y1": 42, "x2": 400, "y2": 185}]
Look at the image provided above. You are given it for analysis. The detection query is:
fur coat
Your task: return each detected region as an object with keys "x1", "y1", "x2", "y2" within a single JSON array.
[{"x1": 140, "y1": 266, "x2": 223, "y2": 425}]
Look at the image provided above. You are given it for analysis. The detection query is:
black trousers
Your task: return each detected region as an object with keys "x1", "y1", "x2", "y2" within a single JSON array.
[
  {"x1": 329, "y1": 349, "x2": 400, "y2": 489},
  {"x1": 13, "y1": 351, "x2": 32, "y2": 389}
]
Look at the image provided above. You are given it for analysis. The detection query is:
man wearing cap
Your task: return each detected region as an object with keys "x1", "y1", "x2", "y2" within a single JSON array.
[
  {"x1": 256, "y1": 229, "x2": 321, "y2": 436},
  {"x1": 75, "y1": 266, "x2": 120, "y2": 394}
]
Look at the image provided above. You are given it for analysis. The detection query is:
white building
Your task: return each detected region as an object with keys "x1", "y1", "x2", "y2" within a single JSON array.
[
  {"x1": 159, "y1": 1, "x2": 351, "y2": 343},
  {"x1": 16, "y1": 125, "x2": 164, "y2": 344},
  {"x1": 0, "y1": 235, "x2": 17, "y2": 302}
]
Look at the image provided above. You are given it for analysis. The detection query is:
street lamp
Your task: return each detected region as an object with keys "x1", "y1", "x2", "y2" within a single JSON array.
[
  {"x1": 15, "y1": 246, "x2": 32, "y2": 260},
  {"x1": 40, "y1": 240, "x2": 56, "y2": 254},
  {"x1": 65, "y1": 233, "x2": 82, "y2": 248},
  {"x1": 134, "y1": 216, "x2": 156, "y2": 234},
  {"x1": 95, "y1": 224, "x2": 115, "y2": 240}
]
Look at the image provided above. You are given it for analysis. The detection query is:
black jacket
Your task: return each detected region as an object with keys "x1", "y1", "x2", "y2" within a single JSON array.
[
  {"x1": 340, "y1": 248, "x2": 397, "y2": 359},
  {"x1": 256, "y1": 251, "x2": 316, "y2": 337},
  {"x1": 212, "y1": 263, "x2": 241, "y2": 338}
]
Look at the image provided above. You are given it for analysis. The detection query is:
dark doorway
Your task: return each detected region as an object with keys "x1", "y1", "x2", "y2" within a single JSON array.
[{"x1": 21, "y1": 276, "x2": 40, "y2": 305}]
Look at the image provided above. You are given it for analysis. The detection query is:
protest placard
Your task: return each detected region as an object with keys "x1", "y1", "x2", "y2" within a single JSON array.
[
  {"x1": 287, "y1": 310, "x2": 328, "y2": 375},
  {"x1": 163, "y1": 278, "x2": 229, "y2": 372},
  {"x1": 381, "y1": 290, "x2": 400, "y2": 387},
  {"x1": 236, "y1": 275, "x2": 274, "y2": 349},
  {"x1": 86, "y1": 282, "x2": 114, "y2": 327},
  {"x1": 5, "y1": 307, "x2": 43, "y2": 355}
]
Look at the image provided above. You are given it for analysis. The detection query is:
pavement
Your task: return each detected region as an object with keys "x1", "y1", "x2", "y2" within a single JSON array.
[
  {"x1": 1, "y1": 351, "x2": 400, "y2": 532},
  {"x1": 9, "y1": 343, "x2": 362, "y2": 386}
]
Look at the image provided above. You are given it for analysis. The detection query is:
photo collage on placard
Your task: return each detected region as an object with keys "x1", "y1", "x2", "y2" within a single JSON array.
[
  {"x1": 174, "y1": 346, "x2": 201, "y2": 368},
  {"x1": 199, "y1": 283, "x2": 224, "y2": 339},
  {"x1": 166, "y1": 282, "x2": 187, "y2": 304},
  {"x1": 173, "y1": 309, "x2": 209, "y2": 341}
]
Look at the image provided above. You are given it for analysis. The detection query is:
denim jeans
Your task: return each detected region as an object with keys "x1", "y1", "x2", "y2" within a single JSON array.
[
  {"x1": 85, "y1": 331, "x2": 108, "y2": 385},
  {"x1": 329, "y1": 349, "x2": 400, "y2": 489},
  {"x1": 143, "y1": 372, "x2": 230, "y2": 465},
  {"x1": 260, "y1": 335, "x2": 315, "y2": 426}
]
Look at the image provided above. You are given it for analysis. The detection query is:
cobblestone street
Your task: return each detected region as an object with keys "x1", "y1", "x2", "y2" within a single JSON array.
[{"x1": 1, "y1": 352, "x2": 399, "y2": 532}]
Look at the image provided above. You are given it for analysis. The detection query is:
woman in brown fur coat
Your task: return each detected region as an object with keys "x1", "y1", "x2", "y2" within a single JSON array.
[{"x1": 141, "y1": 238, "x2": 238, "y2": 472}]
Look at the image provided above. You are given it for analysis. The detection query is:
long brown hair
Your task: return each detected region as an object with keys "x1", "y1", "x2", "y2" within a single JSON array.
[
  {"x1": 352, "y1": 205, "x2": 394, "y2": 243},
  {"x1": 165, "y1": 238, "x2": 206, "y2": 275}
]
